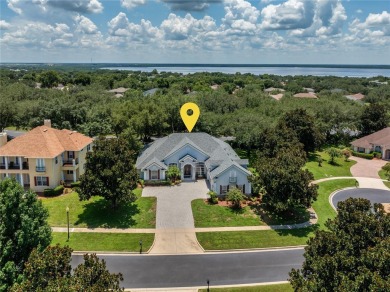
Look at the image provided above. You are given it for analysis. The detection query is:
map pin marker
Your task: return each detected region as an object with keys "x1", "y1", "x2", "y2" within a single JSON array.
[{"x1": 180, "y1": 102, "x2": 200, "y2": 132}]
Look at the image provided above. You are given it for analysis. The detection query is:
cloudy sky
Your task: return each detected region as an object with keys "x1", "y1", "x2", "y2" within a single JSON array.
[{"x1": 0, "y1": 0, "x2": 389, "y2": 64}]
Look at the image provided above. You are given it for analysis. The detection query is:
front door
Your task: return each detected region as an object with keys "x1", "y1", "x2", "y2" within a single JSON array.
[{"x1": 184, "y1": 164, "x2": 192, "y2": 179}]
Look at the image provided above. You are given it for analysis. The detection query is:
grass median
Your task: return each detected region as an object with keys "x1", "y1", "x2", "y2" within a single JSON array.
[
  {"x1": 197, "y1": 179, "x2": 355, "y2": 250},
  {"x1": 378, "y1": 169, "x2": 390, "y2": 188},
  {"x1": 52, "y1": 232, "x2": 154, "y2": 252},
  {"x1": 42, "y1": 188, "x2": 156, "y2": 228}
]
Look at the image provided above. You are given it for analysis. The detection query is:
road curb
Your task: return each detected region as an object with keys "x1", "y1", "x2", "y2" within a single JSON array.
[{"x1": 329, "y1": 187, "x2": 358, "y2": 211}]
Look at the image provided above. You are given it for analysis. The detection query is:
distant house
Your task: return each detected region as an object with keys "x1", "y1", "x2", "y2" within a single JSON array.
[
  {"x1": 345, "y1": 93, "x2": 365, "y2": 102},
  {"x1": 264, "y1": 87, "x2": 285, "y2": 93},
  {"x1": 108, "y1": 87, "x2": 129, "y2": 94},
  {"x1": 330, "y1": 88, "x2": 344, "y2": 94},
  {"x1": 303, "y1": 87, "x2": 315, "y2": 93},
  {"x1": 143, "y1": 88, "x2": 159, "y2": 96},
  {"x1": 369, "y1": 80, "x2": 388, "y2": 85},
  {"x1": 293, "y1": 92, "x2": 318, "y2": 99},
  {"x1": 210, "y1": 84, "x2": 220, "y2": 90},
  {"x1": 136, "y1": 133, "x2": 251, "y2": 195},
  {"x1": 351, "y1": 127, "x2": 390, "y2": 160},
  {"x1": 270, "y1": 93, "x2": 283, "y2": 101},
  {"x1": 0, "y1": 120, "x2": 93, "y2": 192}
]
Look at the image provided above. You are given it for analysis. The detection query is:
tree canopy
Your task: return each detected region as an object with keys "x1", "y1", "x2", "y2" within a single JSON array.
[
  {"x1": 359, "y1": 103, "x2": 388, "y2": 136},
  {"x1": 289, "y1": 198, "x2": 390, "y2": 291},
  {"x1": 78, "y1": 136, "x2": 139, "y2": 209},
  {"x1": 0, "y1": 179, "x2": 52, "y2": 290}
]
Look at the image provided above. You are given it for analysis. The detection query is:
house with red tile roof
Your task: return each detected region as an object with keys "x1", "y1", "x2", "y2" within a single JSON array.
[
  {"x1": 351, "y1": 127, "x2": 390, "y2": 160},
  {"x1": 0, "y1": 120, "x2": 93, "y2": 192}
]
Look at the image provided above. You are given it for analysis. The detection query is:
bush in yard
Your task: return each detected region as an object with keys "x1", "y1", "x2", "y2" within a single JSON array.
[
  {"x1": 382, "y1": 163, "x2": 390, "y2": 181},
  {"x1": 207, "y1": 191, "x2": 218, "y2": 204},
  {"x1": 43, "y1": 185, "x2": 64, "y2": 197},
  {"x1": 166, "y1": 166, "x2": 181, "y2": 182},
  {"x1": 144, "y1": 180, "x2": 171, "y2": 186},
  {"x1": 352, "y1": 151, "x2": 374, "y2": 160},
  {"x1": 341, "y1": 149, "x2": 351, "y2": 161},
  {"x1": 70, "y1": 181, "x2": 80, "y2": 188},
  {"x1": 227, "y1": 188, "x2": 245, "y2": 209},
  {"x1": 326, "y1": 147, "x2": 342, "y2": 164}
]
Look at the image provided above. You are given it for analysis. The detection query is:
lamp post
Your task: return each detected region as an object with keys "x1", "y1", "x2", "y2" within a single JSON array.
[
  {"x1": 207, "y1": 279, "x2": 210, "y2": 292},
  {"x1": 66, "y1": 206, "x2": 70, "y2": 241},
  {"x1": 139, "y1": 240, "x2": 143, "y2": 254}
]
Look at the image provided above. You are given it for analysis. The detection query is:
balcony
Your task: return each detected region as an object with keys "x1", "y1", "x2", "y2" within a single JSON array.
[
  {"x1": 36, "y1": 166, "x2": 46, "y2": 172},
  {"x1": 0, "y1": 164, "x2": 5, "y2": 170},
  {"x1": 229, "y1": 177, "x2": 237, "y2": 183},
  {"x1": 63, "y1": 158, "x2": 79, "y2": 167}
]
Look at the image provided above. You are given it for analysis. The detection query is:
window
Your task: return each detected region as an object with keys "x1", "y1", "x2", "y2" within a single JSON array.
[
  {"x1": 87, "y1": 144, "x2": 91, "y2": 151},
  {"x1": 68, "y1": 151, "x2": 74, "y2": 159},
  {"x1": 67, "y1": 170, "x2": 74, "y2": 175},
  {"x1": 55, "y1": 157, "x2": 58, "y2": 164},
  {"x1": 36, "y1": 176, "x2": 48, "y2": 186},
  {"x1": 221, "y1": 185, "x2": 228, "y2": 194},
  {"x1": 36, "y1": 158, "x2": 45, "y2": 172},
  {"x1": 196, "y1": 162, "x2": 205, "y2": 177},
  {"x1": 150, "y1": 170, "x2": 158, "y2": 180}
]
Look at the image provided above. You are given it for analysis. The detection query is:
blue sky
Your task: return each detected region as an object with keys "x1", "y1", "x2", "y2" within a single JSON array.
[{"x1": 0, "y1": 0, "x2": 389, "y2": 64}]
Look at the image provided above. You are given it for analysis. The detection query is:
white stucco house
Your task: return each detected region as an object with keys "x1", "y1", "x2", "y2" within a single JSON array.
[
  {"x1": 136, "y1": 133, "x2": 252, "y2": 195},
  {"x1": 351, "y1": 127, "x2": 390, "y2": 160}
]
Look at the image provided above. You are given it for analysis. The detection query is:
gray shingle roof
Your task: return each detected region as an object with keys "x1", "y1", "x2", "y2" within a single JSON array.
[{"x1": 136, "y1": 133, "x2": 251, "y2": 177}]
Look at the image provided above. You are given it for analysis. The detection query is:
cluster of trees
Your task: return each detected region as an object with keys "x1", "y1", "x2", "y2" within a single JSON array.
[
  {"x1": 1, "y1": 67, "x2": 388, "y2": 148},
  {"x1": 290, "y1": 198, "x2": 390, "y2": 290},
  {"x1": 0, "y1": 179, "x2": 124, "y2": 291}
]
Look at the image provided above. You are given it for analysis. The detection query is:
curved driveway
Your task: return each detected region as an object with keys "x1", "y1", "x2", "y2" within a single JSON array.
[{"x1": 331, "y1": 188, "x2": 390, "y2": 210}]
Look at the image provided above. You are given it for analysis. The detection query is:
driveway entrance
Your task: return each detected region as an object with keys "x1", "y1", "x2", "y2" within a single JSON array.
[{"x1": 142, "y1": 180, "x2": 209, "y2": 254}]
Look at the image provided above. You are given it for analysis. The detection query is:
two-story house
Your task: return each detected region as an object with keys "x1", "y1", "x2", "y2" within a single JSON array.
[
  {"x1": 136, "y1": 133, "x2": 252, "y2": 195},
  {"x1": 0, "y1": 120, "x2": 93, "y2": 192}
]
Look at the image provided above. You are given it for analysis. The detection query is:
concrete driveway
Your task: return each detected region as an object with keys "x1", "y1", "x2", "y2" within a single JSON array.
[
  {"x1": 142, "y1": 180, "x2": 209, "y2": 254},
  {"x1": 350, "y1": 157, "x2": 388, "y2": 189}
]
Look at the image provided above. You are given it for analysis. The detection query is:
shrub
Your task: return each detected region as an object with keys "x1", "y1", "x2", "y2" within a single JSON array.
[
  {"x1": 227, "y1": 187, "x2": 245, "y2": 209},
  {"x1": 70, "y1": 181, "x2": 81, "y2": 188},
  {"x1": 138, "y1": 179, "x2": 145, "y2": 187},
  {"x1": 373, "y1": 151, "x2": 382, "y2": 159},
  {"x1": 144, "y1": 180, "x2": 171, "y2": 186},
  {"x1": 341, "y1": 149, "x2": 351, "y2": 161},
  {"x1": 43, "y1": 185, "x2": 64, "y2": 197},
  {"x1": 352, "y1": 151, "x2": 374, "y2": 160},
  {"x1": 208, "y1": 191, "x2": 218, "y2": 204},
  {"x1": 326, "y1": 147, "x2": 342, "y2": 164}
]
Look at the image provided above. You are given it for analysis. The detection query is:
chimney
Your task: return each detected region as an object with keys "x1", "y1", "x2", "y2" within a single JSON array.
[
  {"x1": 44, "y1": 119, "x2": 52, "y2": 128},
  {"x1": 0, "y1": 132, "x2": 7, "y2": 148}
]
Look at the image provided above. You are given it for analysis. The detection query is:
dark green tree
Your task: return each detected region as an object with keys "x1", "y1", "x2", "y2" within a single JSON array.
[
  {"x1": 278, "y1": 108, "x2": 324, "y2": 153},
  {"x1": 166, "y1": 166, "x2": 181, "y2": 182},
  {"x1": 78, "y1": 136, "x2": 138, "y2": 209},
  {"x1": 0, "y1": 179, "x2": 52, "y2": 290},
  {"x1": 289, "y1": 198, "x2": 390, "y2": 291},
  {"x1": 227, "y1": 187, "x2": 245, "y2": 209},
  {"x1": 38, "y1": 71, "x2": 61, "y2": 88},
  {"x1": 0, "y1": 97, "x2": 16, "y2": 132},
  {"x1": 12, "y1": 245, "x2": 124, "y2": 291},
  {"x1": 252, "y1": 148, "x2": 318, "y2": 212},
  {"x1": 74, "y1": 72, "x2": 92, "y2": 86},
  {"x1": 359, "y1": 103, "x2": 388, "y2": 136}
]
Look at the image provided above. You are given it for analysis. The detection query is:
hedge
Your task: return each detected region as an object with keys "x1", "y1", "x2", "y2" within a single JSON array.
[
  {"x1": 70, "y1": 181, "x2": 81, "y2": 188},
  {"x1": 352, "y1": 151, "x2": 374, "y2": 160},
  {"x1": 144, "y1": 180, "x2": 171, "y2": 186},
  {"x1": 43, "y1": 185, "x2": 64, "y2": 197}
]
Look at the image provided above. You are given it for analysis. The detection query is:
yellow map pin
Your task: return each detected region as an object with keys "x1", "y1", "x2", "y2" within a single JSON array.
[{"x1": 180, "y1": 102, "x2": 200, "y2": 132}]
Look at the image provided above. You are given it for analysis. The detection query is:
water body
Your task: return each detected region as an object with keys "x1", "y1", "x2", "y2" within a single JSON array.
[{"x1": 101, "y1": 64, "x2": 390, "y2": 78}]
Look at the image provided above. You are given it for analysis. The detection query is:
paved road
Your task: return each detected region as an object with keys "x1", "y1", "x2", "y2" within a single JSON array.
[
  {"x1": 331, "y1": 188, "x2": 390, "y2": 209},
  {"x1": 71, "y1": 248, "x2": 304, "y2": 289}
]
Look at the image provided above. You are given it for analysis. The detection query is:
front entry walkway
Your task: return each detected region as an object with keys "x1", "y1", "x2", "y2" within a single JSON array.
[{"x1": 142, "y1": 180, "x2": 209, "y2": 254}]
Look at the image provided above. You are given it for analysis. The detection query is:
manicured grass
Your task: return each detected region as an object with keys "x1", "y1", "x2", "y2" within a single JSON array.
[
  {"x1": 42, "y1": 188, "x2": 156, "y2": 228},
  {"x1": 378, "y1": 169, "x2": 390, "y2": 188},
  {"x1": 192, "y1": 199, "x2": 309, "y2": 227},
  {"x1": 198, "y1": 283, "x2": 293, "y2": 292},
  {"x1": 304, "y1": 151, "x2": 355, "y2": 180},
  {"x1": 197, "y1": 179, "x2": 356, "y2": 250},
  {"x1": 52, "y1": 232, "x2": 154, "y2": 252},
  {"x1": 192, "y1": 199, "x2": 264, "y2": 227}
]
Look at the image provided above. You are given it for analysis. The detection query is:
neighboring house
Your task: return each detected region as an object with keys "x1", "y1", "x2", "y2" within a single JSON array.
[
  {"x1": 0, "y1": 120, "x2": 93, "y2": 192},
  {"x1": 303, "y1": 87, "x2": 315, "y2": 93},
  {"x1": 264, "y1": 87, "x2": 285, "y2": 93},
  {"x1": 108, "y1": 87, "x2": 129, "y2": 94},
  {"x1": 143, "y1": 88, "x2": 159, "y2": 96},
  {"x1": 270, "y1": 93, "x2": 283, "y2": 101},
  {"x1": 345, "y1": 93, "x2": 365, "y2": 102},
  {"x1": 136, "y1": 133, "x2": 252, "y2": 195},
  {"x1": 293, "y1": 92, "x2": 318, "y2": 99},
  {"x1": 351, "y1": 127, "x2": 390, "y2": 160}
]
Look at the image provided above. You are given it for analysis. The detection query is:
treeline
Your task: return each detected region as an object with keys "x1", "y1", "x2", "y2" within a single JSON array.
[{"x1": 1, "y1": 68, "x2": 389, "y2": 150}]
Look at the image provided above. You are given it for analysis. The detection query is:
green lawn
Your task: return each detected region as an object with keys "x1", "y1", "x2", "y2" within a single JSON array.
[
  {"x1": 304, "y1": 151, "x2": 355, "y2": 180},
  {"x1": 192, "y1": 199, "x2": 309, "y2": 227},
  {"x1": 198, "y1": 283, "x2": 293, "y2": 292},
  {"x1": 197, "y1": 179, "x2": 356, "y2": 250},
  {"x1": 42, "y1": 189, "x2": 156, "y2": 228},
  {"x1": 52, "y1": 232, "x2": 154, "y2": 252},
  {"x1": 378, "y1": 169, "x2": 390, "y2": 188},
  {"x1": 192, "y1": 199, "x2": 264, "y2": 227}
]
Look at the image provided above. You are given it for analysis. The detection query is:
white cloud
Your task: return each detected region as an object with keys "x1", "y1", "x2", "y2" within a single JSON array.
[
  {"x1": 356, "y1": 9, "x2": 362, "y2": 14},
  {"x1": 364, "y1": 11, "x2": 390, "y2": 26},
  {"x1": 0, "y1": 20, "x2": 11, "y2": 30},
  {"x1": 121, "y1": 0, "x2": 146, "y2": 10},
  {"x1": 162, "y1": 0, "x2": 223, "y2": 12},
  {"x1": 47, "y1": 0, "x2": 103, "y2": 14},
  {"x1": 74, "y1": 15, "x2": 98, "y2": 34}
]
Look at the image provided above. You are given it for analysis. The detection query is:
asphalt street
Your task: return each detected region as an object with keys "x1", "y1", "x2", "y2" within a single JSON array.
[
  {"x1": 71, "y1": 248, "x2": 304, "y2": 289},
  {"x1": 332, "y1": 188, "x2": 390, "y2": 209}
]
